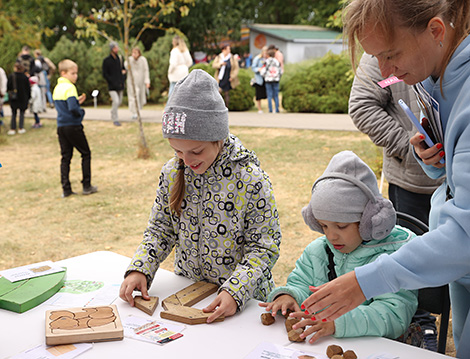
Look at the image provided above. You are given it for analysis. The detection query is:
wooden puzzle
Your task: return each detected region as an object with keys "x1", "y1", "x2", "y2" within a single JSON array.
[
  {"x1": 160, "y1": 281, "x2": 224, "y2": 325},
  {"x1": 134, "y1": 295, "x2": 159, "y2": 316},
  {"x1": 45, "y1": 304, "x2": 124, "y2": 345},
  {"x1": 0, "y1": 270, "x2": 66, "y2": 313}
]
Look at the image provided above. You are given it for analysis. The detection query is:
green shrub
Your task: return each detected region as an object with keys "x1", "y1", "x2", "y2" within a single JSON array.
[
  {"x1": 282, "y1": 52, "x2": 353, "y2": 113},
  {"x1": 229, "y1": 68, "x2": 254, "y2": 111},
  {"x1": 189, "y1": 65, "x2": 254, "y2": 111}
]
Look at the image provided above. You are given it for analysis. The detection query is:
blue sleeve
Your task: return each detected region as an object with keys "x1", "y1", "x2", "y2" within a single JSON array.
[{"x1": 66, "y1": 97, "x2": 84, "y2": 119}]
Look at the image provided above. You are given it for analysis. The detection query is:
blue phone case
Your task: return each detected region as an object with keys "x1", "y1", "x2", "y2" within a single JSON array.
[{"x1": 398, "y1": 99, "x2": 444, "y2": 164}]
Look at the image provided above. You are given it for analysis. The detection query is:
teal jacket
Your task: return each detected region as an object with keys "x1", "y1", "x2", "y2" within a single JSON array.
[
  {"x1": 268, "y1": 226, "x2": 417, "y2": 339},
  {"x1": 126, "y1": 134, "x2": 281, "y2": 310}
]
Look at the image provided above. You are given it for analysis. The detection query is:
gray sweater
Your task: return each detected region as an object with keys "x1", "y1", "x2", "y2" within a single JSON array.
[{"x1": 349, "y1": 53, "x2": 443, "y2": 194}]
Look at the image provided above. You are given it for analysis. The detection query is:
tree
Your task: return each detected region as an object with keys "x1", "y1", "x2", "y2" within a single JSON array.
[{"x1": 74, "y1": 0, "x2": 195, "y2": 159}]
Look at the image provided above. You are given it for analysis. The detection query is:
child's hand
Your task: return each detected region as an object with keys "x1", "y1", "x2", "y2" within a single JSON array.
[
  {"x1": 203, "y1": 290, "x2": 237, "y2": 323},
  {"x1": 289, "y1": 312, "x2": 336, "y2": 344},
  {"x1": 119, "y1": 271, "x2": 149, "y2": 307},
  {"x1": 258, "y1": 294, "x2": 300, "y2": 317},
  {"x1": 78, "y1": 93, "x2": 86, "y2": 104}
]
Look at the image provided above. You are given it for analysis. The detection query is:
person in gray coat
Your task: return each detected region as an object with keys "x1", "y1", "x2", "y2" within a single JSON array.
[{"x1": 349, "y1": 52, "x2": 444, "y2": 351}]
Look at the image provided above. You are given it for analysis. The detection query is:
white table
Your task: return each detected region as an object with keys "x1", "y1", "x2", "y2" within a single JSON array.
[{"x1": 0, "y1": 251, "x2": 452, "y2": 358}]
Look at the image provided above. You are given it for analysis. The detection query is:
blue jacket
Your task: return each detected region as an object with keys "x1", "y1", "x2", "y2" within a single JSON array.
[
  {"x1": 268, "y1": 226, "x2": 417, "y2": 339},
  {"x1": 251, "y1": 54, "x2": 265, "y2": 86},
  {"x1": 356, "y1": 35, "x2": 470, "y2": 298},
  {"x1": 52, "y1": 77, "x2": 84, "y2": 127}
]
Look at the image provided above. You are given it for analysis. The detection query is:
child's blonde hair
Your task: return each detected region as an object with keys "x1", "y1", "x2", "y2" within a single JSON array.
[{"x1": 58, "y1": 59, "x2": 78, "y2": 74}]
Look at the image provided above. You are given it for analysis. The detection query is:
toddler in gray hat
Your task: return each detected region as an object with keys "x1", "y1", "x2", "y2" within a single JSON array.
[
  {"x1": 260, "y1": 150, "x2": 418, "y2": 344},
  {"x1": 121, "y1": 69, "x2": 281, "y2": 324}
]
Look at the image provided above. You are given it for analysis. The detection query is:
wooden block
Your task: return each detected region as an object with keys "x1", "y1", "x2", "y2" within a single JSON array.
[
  {"x1": 175, "y1": 281, "x2": 218, "y2": 307},
  {"x1": 260, "y1": 312, "x2": 275, "y2": 325},
  {"x1": 134, "y1": 296, "x2": 159, "y2": 316},
  {"x1": 45, "y1": 305, "x2": 123, "y2": 345},
  {"x1": 160, "y1": 304, "x2": 224, "y2": 325},
  {"x1": 162, "y1": 294, "x2": 181, "y2": 310},
  {"x1": 288, "y1": 328, "x2": 305, "y2": 342},
  {"x1": 0, "y1": 270, "x2": 66, "y2": 313},
  {"x1": 343, "y1": 350, "x2": 357, "y2": 359},
  {"x1": 285, "y1": 316, "x2": 300, "y2": 332},
  {"x1": 326, "y1": 345, "x2": 343, "y2": 358}
]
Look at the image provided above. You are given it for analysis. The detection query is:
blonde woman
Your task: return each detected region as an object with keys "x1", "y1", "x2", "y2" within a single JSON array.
[
  {"x1": 167, "y1": 35, "x2": 193, "y2": 97},
  {"x1": 125, "y1": 47, "x2": 150, "y2": 119}
]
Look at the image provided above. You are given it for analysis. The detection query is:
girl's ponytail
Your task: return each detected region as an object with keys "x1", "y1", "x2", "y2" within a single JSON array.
[{"x1": 170, "y1": 159, "x2": 186, "y2": 216}]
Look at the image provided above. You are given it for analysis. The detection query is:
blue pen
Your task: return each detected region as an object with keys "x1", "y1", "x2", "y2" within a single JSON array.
[{"x1": 398, "y1": 99, "x2": 444, "y2": 164}]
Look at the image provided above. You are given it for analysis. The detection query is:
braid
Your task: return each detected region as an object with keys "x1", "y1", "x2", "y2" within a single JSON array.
[{"x1": 170, "y1": 158, "x2": 186, "y2": 216}]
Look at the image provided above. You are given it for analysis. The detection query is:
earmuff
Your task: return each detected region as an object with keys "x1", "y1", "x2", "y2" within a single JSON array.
[{"x1": 301, "y1": 172, "x2": 396, "y2": 241}]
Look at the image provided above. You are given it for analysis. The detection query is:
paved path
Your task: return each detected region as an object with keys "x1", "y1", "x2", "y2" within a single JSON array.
[{"x1": 3, "y1": 105, "x2": 358, "y2": 132}]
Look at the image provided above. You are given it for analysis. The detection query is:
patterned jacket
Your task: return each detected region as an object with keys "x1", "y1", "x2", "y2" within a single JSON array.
[
  {"x1": 268, "y1": 226, "x2": 418, "y2": 339},
  {"x1": 126, "y1": 134, "x2": 282, "y2": 310}
]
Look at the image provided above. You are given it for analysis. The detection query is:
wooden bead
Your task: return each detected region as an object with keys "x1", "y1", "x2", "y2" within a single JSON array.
[
  {"x1": 343, "y1": 350, "x2": 358, "y2": 359},
  {"x1": 260, "y1": 312, "x2": 275, "y2": 325},
  {"x1": 326, "y1": 344, "x2": 343, "y2": 358},
  {"x1": 288, "y1": 328, "x2": 305, "y2": 342}
]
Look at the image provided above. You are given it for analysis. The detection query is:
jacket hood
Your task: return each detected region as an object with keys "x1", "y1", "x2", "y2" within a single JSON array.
[{"x1": 210, "y1": 134, "x2": 260, "y2": 173}]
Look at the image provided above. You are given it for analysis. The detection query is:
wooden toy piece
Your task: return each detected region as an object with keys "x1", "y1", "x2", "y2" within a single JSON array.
[
  {"x1": 343, "y1": 350, "x2": 357, "y2": 359},
  {"x1": 160, "y1": 281, "x2": 224, "y2": 325},
  {"x1": 162, "y1": 294, "x2": 181, "y2": 310},
  {"x1": 134, "y1": 296, "x2": 159, "y2": 316},
  {"x1": 260, "y1": 312, "x2": 275, "y2": 325},
  {"x1": 0, "y1": 270, "x2": 66, "y2": 313},
  {"x1": 174, "y1": 281, "x2": 218, "y2": 307},
  {"x1": 45, "y1": 305, "x2": 123, "y2": 345},
  {"x1": 285, "y1": 316, "x2": 300, "y2": 332},
  {"x1": 160, "y1": 304, "x2": 224, "y2": 325},
  {"x1": 326, "y1": 344, "x2": 343, "y2": 358},
  {"x1": 288, "y1": 328, "x2": 305, "y2": 342}
]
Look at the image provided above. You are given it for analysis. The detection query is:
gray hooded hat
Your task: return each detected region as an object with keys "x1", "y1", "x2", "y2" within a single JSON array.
[
  {"x1": 302, "y1": 150, "x2": 396, "y2": 241},
  {"x1": 162, "y1": 69, "x2": 229, "y2": 142}
]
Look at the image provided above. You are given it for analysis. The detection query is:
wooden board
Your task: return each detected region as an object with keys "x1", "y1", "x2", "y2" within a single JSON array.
[
  {"x1": 0, "y1": 270, "x2": 66, "y2": 313},
  {"x1": 160, "y1": 304, "x2": 224, "y2": 325},
  {"x1": 134, "y1": 296, "x2": 159, "y2": 316},
  {"x1": 45, "y1": 305, "x2": 124, "y2": 345},
  {"x1": 175, "y1": 281, "x2": 218, "y2": 307},
  {"x1": 160, "y1": 281, "x2": 224, "y2": 325}
]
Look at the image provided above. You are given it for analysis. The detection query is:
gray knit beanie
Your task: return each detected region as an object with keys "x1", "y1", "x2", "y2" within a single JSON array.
[
  {"x1": 162, "y1": 69, "x2": 229, "y2": 142},
  {"x1": 302, "y1": 151, "x2": 396, "y2": 241}
]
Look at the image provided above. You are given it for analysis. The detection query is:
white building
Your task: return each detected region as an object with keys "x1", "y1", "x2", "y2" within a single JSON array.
[{"x1": 248, "y1": 24, "x2": 343, "y2": 64}]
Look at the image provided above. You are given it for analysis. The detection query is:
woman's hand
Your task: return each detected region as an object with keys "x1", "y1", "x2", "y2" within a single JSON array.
[
  {"x1": 301, "y1": 271, "x2": 365, "y2": 322},
  {"x1": 289, "y1": 311, "x2": 335, "y2": 343},
  {"x1": 203, "y1": 290, "x2": 237, "y2": 323},
  {"x1": 258, "y1": 294, "x2": 300, "y2": 317},
  {"x1": 410, "y1": 132, "x2": 445, "y2": 168},
  {"x1": 119, "y1": 271, "x2": 149, "y2": 307}
]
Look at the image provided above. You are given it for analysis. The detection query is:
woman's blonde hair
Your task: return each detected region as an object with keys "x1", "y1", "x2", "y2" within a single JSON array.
[
  {"x1": 173, "y1": 35, "x2": 188, "y2": 53},
  {"x1": 344, "y1": 0, "x2": 470, "y2": 83}
]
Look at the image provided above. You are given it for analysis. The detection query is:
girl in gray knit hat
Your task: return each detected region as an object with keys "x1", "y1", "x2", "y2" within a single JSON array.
[
  {"x1": 260, "y1": 150, "x2": 418, "y2": 343},
  {"x1": 120, "y1": 69, "x2": 281, "y2": 323}
]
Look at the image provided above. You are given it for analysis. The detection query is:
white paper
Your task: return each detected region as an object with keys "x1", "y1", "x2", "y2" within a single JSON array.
[
  {"x1": 122, "y1": 315, "x2": 186, "y2": 344},
  {"x1": 45, "y1": 280, "x2": 120, "y2": 307},
  {"x1": 366, "y1": 353, "x2": 399, "y2": 359},
  {"x1": 0, "y1": 260, "x2": 65, "y2": 282},
  {"x1": 244, "y1": 342, "x2": 328, "y2": 359},
  {"x1": 10, "y1": 343, "x2": 92, "y2": 359}
]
